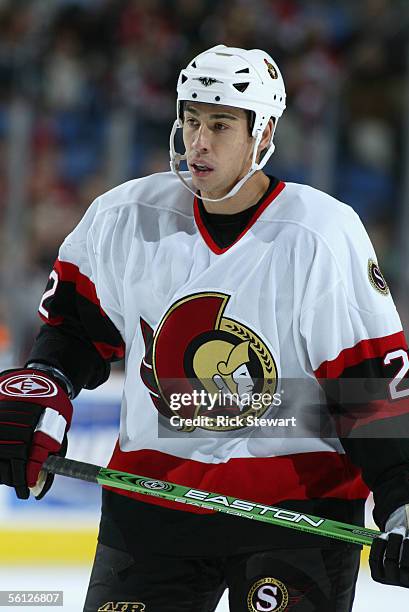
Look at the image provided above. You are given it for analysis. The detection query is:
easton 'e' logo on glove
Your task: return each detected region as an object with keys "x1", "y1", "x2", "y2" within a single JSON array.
[
  {"x1": 0, "y1": 369, "x2": 73, "y2": 500},
  {"x1": 0, "y1": 372, "x2": 59, "y2": 397}
]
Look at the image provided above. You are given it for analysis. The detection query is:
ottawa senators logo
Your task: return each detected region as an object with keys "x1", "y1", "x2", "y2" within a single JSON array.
[
  {"x1": 368, "y1": 258, "x2": 389, "y2": 296},
  {"x1": 264, "y1": 58, "x2": 278, "y2": 79},
  {"x1": 247, "y1": 577, "x2": 289, "y2": 611},
  {"x1": 140, "y1": 292, "x2": 278, "y2": 432}
]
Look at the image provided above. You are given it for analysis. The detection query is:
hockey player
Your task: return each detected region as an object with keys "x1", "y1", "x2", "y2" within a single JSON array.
[{"x1": 0, "y1": 45, "x2": 409, "y2": 611}]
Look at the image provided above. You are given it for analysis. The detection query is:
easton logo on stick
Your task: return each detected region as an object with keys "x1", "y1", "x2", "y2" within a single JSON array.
[
  {"x1": 182, "y1": 489, "x2": 325, "y2": 527},
  {"x1": 139, "y1": 479, "x2": 174, "y2": 492},
  {"x1": 44, "y1": 457, "x2": 381, "y2": 546}
]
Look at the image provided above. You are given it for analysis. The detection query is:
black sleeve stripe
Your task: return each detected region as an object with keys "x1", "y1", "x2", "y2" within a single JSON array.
[
  {"x1": 27, "y1": 325, "x2": 111, "y2": 396},
  {"x1": 40, "y1": 259, "x2": 125, "y2": 361}
]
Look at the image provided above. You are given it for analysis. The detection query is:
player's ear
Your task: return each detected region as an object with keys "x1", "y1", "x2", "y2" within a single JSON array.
[
  {"x1": 256, "y1": 118, "x2": 275, "y2": 162},
  {"x1": 258, "y1": 118, "x2": 274, "y2": 152}
]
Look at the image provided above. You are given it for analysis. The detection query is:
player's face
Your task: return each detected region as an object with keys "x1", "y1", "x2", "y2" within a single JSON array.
[{"x1": 182, "y1": 102, "x2": 254, "y2": 199}]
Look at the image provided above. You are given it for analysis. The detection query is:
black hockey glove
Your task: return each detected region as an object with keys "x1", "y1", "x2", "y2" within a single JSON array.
[
  {"x1": 370, "y1": 504, "x2": 409, "y2": 588},
  {"x1": 0, "y1": 368, "x2": 73, "y2": 499}
]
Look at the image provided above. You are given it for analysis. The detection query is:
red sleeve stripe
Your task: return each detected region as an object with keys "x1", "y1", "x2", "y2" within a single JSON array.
[
  {"x1": 314, "y1": 331, "x2": 407, "y2": 379},
  {"x1": 40, "y1": 259, "x2": 125, "y2": 361},
  {"x1": 93, "y1": 340, "x2": 125, "y2": 360},
  {"x1": 54, "y1": 259, "x2": 102, "y2": 309},
  {"x1": 39, "y1": 312, "x2": 63, "y2": 326}
]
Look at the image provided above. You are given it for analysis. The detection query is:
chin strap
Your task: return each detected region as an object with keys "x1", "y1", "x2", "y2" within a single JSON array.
[{"x1": 169, "y1": 120, "x2": 275, "y2": 203}]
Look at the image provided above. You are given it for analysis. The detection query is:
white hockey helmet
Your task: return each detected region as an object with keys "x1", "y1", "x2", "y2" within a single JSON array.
[{"x1": 169, "y1": 44, "x2": 286, "y2": 201}]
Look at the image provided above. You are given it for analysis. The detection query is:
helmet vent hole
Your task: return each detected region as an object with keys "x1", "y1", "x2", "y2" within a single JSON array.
[
  {"x1": 233, "y1": 82, "x2": 250, "y2": 93},
  {"x1": 181, "y1": 74, "x2": 188, "y2": 84},
  {"x1": 274, "y1": 94, "x2": 277, "y2": 100},
  {"x1": 215, "y1": 96, "x2": 221, "y2": 101},
  {"x1": 192, "y1": 93, "x2": 197, "y2": 99},
  {"x1": 235, "y1": 68, "x2": 250, "y2": 74},
  {"x1": 191, "y1": 61, "x2": 197, "y2": 68}
]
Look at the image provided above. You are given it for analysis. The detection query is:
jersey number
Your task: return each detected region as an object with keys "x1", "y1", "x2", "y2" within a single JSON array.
[
  {"x1": 384, "y1": 349, "x2": 409, "y2": 400},
  {"x1": 39, "y1": 270, "x2": 59, "y2": 319}
]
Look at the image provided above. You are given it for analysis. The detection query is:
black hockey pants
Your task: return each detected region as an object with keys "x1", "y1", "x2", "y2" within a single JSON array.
[{"x1": 83, "y1": 540, "x2": 361, "y2": 611}]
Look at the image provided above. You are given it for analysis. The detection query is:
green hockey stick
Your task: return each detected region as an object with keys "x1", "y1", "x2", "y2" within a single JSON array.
[{"x1": 43, "y1": 455, "x2": 380, "y2": 547}]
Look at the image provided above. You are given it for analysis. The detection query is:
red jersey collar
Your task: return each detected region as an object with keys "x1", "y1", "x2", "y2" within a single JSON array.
[{"x1": 194, "y1": 180, "x2": 286, "y2": 255}]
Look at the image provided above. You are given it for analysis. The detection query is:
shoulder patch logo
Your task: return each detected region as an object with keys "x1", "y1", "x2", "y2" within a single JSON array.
[{"x1": 368, "y1": 259, "x2": 389, "y2": 296}]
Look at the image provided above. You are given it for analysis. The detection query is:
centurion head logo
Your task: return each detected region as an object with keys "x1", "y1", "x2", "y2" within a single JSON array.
[{"x1": 139, "y1": 292, "x2": 278, "y2": 432}]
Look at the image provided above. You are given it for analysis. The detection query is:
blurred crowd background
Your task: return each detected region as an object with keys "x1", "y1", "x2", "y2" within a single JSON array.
[{"x1": 0, "y1": 0, "x2": 409, "y2": 365}]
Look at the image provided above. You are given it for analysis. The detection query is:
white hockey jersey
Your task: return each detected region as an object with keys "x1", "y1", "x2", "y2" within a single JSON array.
[{"x1": 37, "y1": 171, "x2": 408, "y2": 515}]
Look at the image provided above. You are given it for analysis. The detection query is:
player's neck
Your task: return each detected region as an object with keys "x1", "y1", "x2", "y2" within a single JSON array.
[{"x1": 201, "y1": 171, "x2": 270, "y2": 215}]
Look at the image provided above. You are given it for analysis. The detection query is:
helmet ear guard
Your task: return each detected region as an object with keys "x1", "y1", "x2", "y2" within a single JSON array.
[
  {"x1": 169, "y1": 119, "x2": 185, "y2": 173},
  {"x1": 170, "y1": 45, "x2": 286, "y2": 201}
]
